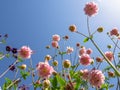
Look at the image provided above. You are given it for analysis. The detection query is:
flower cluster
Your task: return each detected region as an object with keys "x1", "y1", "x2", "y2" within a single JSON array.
[{"x1": 0, "y1": 1, "x2": 120, "y2": 90}]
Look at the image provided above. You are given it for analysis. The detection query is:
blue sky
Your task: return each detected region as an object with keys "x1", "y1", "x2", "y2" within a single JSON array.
[{"x1": 0, "y1": 0, "x2": 120, "y2": 89}]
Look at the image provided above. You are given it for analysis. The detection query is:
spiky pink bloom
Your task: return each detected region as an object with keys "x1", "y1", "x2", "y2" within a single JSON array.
[
  {"x1": 110, "y1": 28, "x2": 119, "y2": 36},
  {"x1": 36, "y1": 61, "x2": 54, "y2": 79},
  {"x1": 66, "y1": 46, "x2": 74, "y2": 54},
  {"x1": 86, "y1": 48, "x2": 93, "y2": 55},
  {"x1": 51, "y1": 41, "x2": 59, "y2": 48},
  {"x1": 84, "y1": 2, "x2": 99, "y2": 17},
  {"x1": 105, "y1": 51, "x2": 114, "y2": 61},
  {"x1": 80, "y1": 69, "x2": 89, "y2": 81},
  {"x1": 18, "y1": 46, "x2": 32, "y2": 59},
  {"x1": 52, "y1": 34, "x2": 60, "y2": 41},
  {"x1": 79, "y1": 54, "x2": 92, "y2": 66},
  {"x1": 89, "y1": 69, "x2": 105, "y2": 88},
  {"x1": 79, "y1": 47, "x2": 86, "y2": 55}
]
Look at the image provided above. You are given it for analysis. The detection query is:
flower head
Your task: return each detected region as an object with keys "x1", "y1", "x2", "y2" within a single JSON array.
[
  {"x1": 18, "y1": 46, "x2": 32, "y2": 59},
  {"x1": 42, "y1": 79, "x2": 50, "y2": 88},
  {"x1": 80, "y1": 69, "x2": 89, "y2": 81},
  {"x1": 36, "y1": 61, "x2": 55, "y2": 79},
  {"x1": 66, "y1": 46, "x2": 74, "y2": 54},
  {"x1": 84, "y1": 2, "x2": 99, "y2": 17},
  {"x1": 52, "y1": 34, "x2": 60, "y2": 41},
  {"x1": 89, "y1": 69, "x2": 105, "y2": 88},
  {"x1": 86, "y1": 48, "x2": 93, "y2": 55},
  {"x1": 79, "y1": 54, "x2": 92, "y2": 66},
  {"x1": 105, "y1": 51, "x2": 113, "y2": 61},
  {"x1": 110, "y1": 28, "x2": 119, "y2": 36},
  {"x1": 51, "y1": 41, "x2": 59, "y2": 48}
]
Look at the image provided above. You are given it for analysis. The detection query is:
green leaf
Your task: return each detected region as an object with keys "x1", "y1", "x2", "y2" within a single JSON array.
[
  {"x1": 1, "y1": 39, "x2": 6, "y2": 44},
  {"x1": 59, "y1": 52, "x2": 67, "y2": 55},
  {"x1": 17, "y1": 56, "x2": 23, "y2": 62},
  {"x1": 56, "y1": 74, "x2": 66, "y2": 86},
  {"x1": 0, "y1": 52, "x2": 4, "y2": 60},
  {"x1": 20, "y1": 71, "x2": 30, "y2": 80},
  {"x1": 5, "y1": 54, "x2": 10, "y2": 58},
  {"x1": 51, "y1": 76, "x2": 58, "y2": 88},
  {"x1": 83, "y1": 37, "x2": 89, "y2": 43}
]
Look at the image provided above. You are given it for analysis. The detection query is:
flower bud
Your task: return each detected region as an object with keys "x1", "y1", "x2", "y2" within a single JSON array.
[
  {"x1": 45, "y1": 55, "x2": 52, "y2": 61},
  {"x1": 63, "y1": 59, "x2": 71, "y2": 68},
  {"x1": 69, "y1": 25, "x2": 77, "y2": 32},
  {"x1": 108, "y1": 71, "x2": 115, "y2": 77},
  {"x1": 97, "y1": 27, "x2": 104, "y2": 33},
  {"x1": 96, "y1": 57, "x2": 103, "y2": 62},
  {"x1": 43, "y1": 79, "x2": 50, "y2": 88},
  {"x1": 36, "y1": 80, "x2": 40, "y2": 85},
  {"x1": 107, "y1": 45, "x2": 112, "y2": 49},
  {"x1": 52, "y1": 60, "x2": 58, "y2": 66},
  {"x1": 20, "y1": 64, "x2": 27, "y2": 70}
]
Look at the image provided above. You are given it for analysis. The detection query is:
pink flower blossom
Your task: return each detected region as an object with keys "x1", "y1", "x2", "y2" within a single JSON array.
[
  {"x1": 80, "y1": 69, "x2": 89, "y2": 81},
  {"x1": 36, "y1": 61, "x2": 55, "y2": 79},
  {"x1": 51, "y1": 41, "x2": 59, "y2": 48},
  {"x1": 110, "y1": 28, "x2": 119, "y2": 36},
  {"x1": 86, "y1": 48, "x2": 93, "y2": 55},
  {"x1": 66, "y1": 46, "x2": 74, "y2": 54},
  {"x1": 79, "y1": 54, "x2": 92, "y2": 66},
  {"x1": 79, "y1": 47, "x2": 86, "y2": 55},
  {"x1": 89, "y1": 69, "x2": 105, "y2": 88},
  {"x1": 84, "y1": 2, "x2": 99, "y2": 17},
  {"x1": 52, "y1": 34, "x2": 60, "y2": 41},
  {"x1": 18, "y1": 46, "x2": 32, "y2": 59},
  {"x1": 105, "y1": 51, "x2": 113, "y2": 61}
]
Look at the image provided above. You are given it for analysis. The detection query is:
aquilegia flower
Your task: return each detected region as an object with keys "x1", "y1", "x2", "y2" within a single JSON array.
[
  {"x1": 18, "y1": 46, "x2": 33, "y2": 59},
  {"x1": 84, "y1": 2, "x2": 99, "y2": 17},
  {"x1": 105, "y1": 51, "x2": 114, "y2": 61},
  {"x1": 80, "y1": 69, "x2": 89, "y2": 81},
  {"x1": 89, "y1": 69, "x2": 105, "y2": 88},
  {"x1": 79, "y1": 54, "x2": 92, "y2": 66},
  {"x1": 110, "y1": 27, "x2": 119, "y2": 36},
  {"x1": 36, "y1": 61, "x2": 55, "y2": 79}
]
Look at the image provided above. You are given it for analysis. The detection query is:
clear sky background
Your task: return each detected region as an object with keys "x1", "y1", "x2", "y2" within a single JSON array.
[{"x1": 0, "y1": 0, "x2": 120, "y2": 90}]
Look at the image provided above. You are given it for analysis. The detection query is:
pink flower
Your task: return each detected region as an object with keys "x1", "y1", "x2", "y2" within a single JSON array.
[
  {"x1": 51, "y1": 41, "x2": 59, "y2": 48},
  {"x1": 36, "y1": 61, "x2": 54, "y2": 79},
  {"x1": 86, "y1": 48, "x2": 93, "y2": 55},
  {"x1": 66, "y1": 46, "x2": 74, "y2": 54},
  {"x1": 84, "y1": 2, "x2": 99, "y2": 17},
  {"x1": 110, "y1": 28, "x2": 119, "y2": 36},
  {"x1": 79, "y1": 47, "x2": 86, "y2": 55},
  {"x1": 105, "y1": 51, "x2": 113, "y2": 61},
  {"x1": 18, "y1": 46, "x2": 32, "y2": 59},
  {"x1": 52, "y1": 34, "x2": 60, "y2": 41},
  {"x1": 89, "y1": 69, "x2": 105, "y2": 88},
  {"x1": 80, "y1": 69, "x2": 89, "y2": 81},
  {"x1": 79, "y1": 54, "x2": 92, "y2": 66}
]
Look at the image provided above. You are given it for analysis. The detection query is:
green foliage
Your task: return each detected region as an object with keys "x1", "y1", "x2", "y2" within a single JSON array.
[
  {"x1": 20, "y1": 71, "x2": 30, "y2": 80},
  {"x1": 83, "y1": 37, "x2": 89, "y2": 43}
]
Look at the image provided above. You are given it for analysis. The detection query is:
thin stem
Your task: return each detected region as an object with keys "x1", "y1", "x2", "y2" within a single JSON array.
[
  {"x1": 87, "y1": 16, "x2": 91, "y2": 36},
  {"x1": 90, "y1": 39, "x2": 120, "y2": 76},
  {"x1": 75, "y1": 31, "x2": 88, "y2": 38},
  {"x1": 30, "y1": 58, "x2": 35, "y2": 83},
  {"x1": 0, "y1": 60, "x2": 18, "y2": 79}
]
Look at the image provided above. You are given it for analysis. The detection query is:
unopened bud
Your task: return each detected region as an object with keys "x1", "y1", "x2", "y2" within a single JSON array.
[
  {"x1": 43, "y1": 79, "x2": 50, "y2": 88},
  {"x1": 45, "y1": 55, "x2": 52, "y2": 61},
  {"x1": 97, "y1": 27, "x2": 104, "y2": 33},
  {"x1": 20, "y1": 64, "x2": 27, "y2": 70},
  {"x1": 52, "y1": 60, "x2": 58, "y2": 66},
  {"x1": 69, "y1": 25, "x2": 77, "y2": 32},
  {"x1": 63, "y1": 59, "x2": 71, "y2": 68}
]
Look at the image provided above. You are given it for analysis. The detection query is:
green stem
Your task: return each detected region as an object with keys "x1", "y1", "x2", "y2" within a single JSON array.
[{"x1": 90, "y1": 39, "x2": 120, "y2": 76}]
